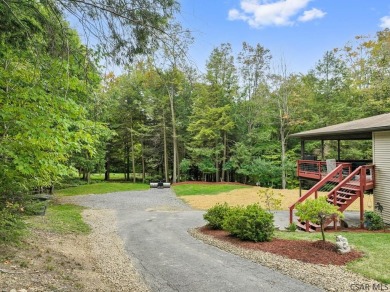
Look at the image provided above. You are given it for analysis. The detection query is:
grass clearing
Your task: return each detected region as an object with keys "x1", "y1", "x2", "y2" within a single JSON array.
[
  {"x1": 181, "y1": 186, "x2": 374, "y2": 212},
  {"x1": 55, "y1": 182, "x2": 149, "y2": 197},
  {"x1": 173, "y1": 183, "x2": 251, "y2": 197},
  {"x1": 90, "y1": 173, "x2": 128, "y2": 181},
  {"x1": 275, "y1": 230, "x2": 390, "y2": 283},
  {"x1": 28, "y1": 203, "x2": 90, "y2": 234}
]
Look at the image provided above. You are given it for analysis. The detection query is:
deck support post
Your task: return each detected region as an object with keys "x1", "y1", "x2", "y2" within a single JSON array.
[
  {"x1": 299, "y1": 179, "x2": 302, "y2": 197},
  {"x1": 360, "y1": 184, "x2": 364, "y2": 229},
  {"x1": 337, "y1": 140, "x2": 341, "y2": 161},
  {"x1": 321, "y1": 140, "x2": 324, "y2": 161}
]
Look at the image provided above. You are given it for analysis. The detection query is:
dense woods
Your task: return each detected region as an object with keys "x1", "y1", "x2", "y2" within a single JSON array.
[
  {"x1": 103, "y1": 32, "x2": 390, "y2": 188},
  {"x1": 1, "y1": 0, "x2": 390, "y2": 204}
]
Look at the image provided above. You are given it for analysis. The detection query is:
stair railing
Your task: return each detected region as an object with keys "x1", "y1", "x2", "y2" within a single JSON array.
[{"x1": 289, "y1": 163, "x2": 351, "y2": 224}]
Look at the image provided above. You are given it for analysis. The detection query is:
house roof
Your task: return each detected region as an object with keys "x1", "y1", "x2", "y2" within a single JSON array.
[{"x1": 290, "y1": 113, "x2": 390, "y2": 140}]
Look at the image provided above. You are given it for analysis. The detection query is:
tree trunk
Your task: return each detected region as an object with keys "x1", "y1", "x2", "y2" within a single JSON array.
[
  {"x1": 141, "y1": 140, "x2": 145, "y2": 183},
  {"x1": 176, "y1": 149, "x2": 180, "y2": 182},
  {"x1": 169, "y1": 89, "x2": 178, "y2": 183},
  {"x1": 280, "y1": 126, "x2": 287, "y2": 189},
  {"x1": 105, "y1": 159, "x2": 110, "y2": 181},
  {"x1": 125, "y1": 142, "x2": 130, "y2": 181},
  {"x1": 221, "y1": 131, "x2": 227, "y2": 182},
  {"x1": 163, "y1": 114, "x2": 169, "y2": 182},
  {"x1": 130, "y1": 120, "x2": 136, "y2": 183}
]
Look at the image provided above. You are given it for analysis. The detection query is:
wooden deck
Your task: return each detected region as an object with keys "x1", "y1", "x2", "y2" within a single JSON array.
[{"x1": 297, "y1": 160, "x2": 375, "y2": 192}]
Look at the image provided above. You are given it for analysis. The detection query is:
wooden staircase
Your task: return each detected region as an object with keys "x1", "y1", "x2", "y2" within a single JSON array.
[{"x1": 290, "y1": 163, "x2": 375, "y2": 232}]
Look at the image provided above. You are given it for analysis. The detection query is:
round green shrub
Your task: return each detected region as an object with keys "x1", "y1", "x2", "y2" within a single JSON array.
[
  {"x1": 364, "y1": 211, "x2": 384, "y2": 231},
  {"x1": 223, "y1": 204, "x2": 274, "y2": 242},
  {"x1": 203, "y1": 203, "x2": 231, "y2": 230}
]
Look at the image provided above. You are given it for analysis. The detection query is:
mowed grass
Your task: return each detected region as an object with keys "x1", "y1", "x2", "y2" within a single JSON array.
[
  {"x1": 28, "y1": 204, "x2": 90, "y2": 234},
  {"x1": 90, "y1": 173, "x2": 133, "y2": 181},
  {"x1": 182, "y1": 186, "x2": 374, "y2": 212},
  {"x1": 56, "y1": 182, "x2": 149, "y2": 196},
  {"x1": 276, "y1": 230, "x2": 390, "y2": 284},
  {"x1": 172, "y1": 183, "x2": 251, "y2": 197}
]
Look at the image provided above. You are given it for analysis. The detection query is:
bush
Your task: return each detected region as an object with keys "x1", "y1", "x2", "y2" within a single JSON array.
[
  {"x1": 222, "y1": 204, "x2": 274, "y2": 242},
  {"x1": 285, "y1": 222, "x2": 297, "y2": 232},
  {"x1": 0, "y1": 210, "x2": 26, "y2": 244},
  {"x1": 364, "y1": 211, "x2": 384, "y2": 231},
  {"x1": 203, "y1": 203, "x2": 231, "y2": 229}
]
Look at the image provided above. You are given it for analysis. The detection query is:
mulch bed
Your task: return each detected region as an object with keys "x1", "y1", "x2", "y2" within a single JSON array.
[{"x1": 199, "y1": 226, "x2": 364, "y2": 266}]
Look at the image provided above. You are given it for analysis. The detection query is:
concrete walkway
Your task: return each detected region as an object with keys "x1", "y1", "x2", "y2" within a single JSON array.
[{"x1": 273, "y1": 210, "x2": 362, "y2": 230}]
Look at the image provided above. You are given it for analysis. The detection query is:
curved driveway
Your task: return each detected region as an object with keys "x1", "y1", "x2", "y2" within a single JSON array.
[{"x1": 70, "y1": 188, "x2": 322, "y2": 292}]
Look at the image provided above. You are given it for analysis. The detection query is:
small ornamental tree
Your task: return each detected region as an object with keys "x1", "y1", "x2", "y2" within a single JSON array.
[
  {"x1": 296, "y1": 197, "x2": 344, "y2": 242},
  {"x1": 258, "y1": 188, "x2": 283, "y2": 212}
]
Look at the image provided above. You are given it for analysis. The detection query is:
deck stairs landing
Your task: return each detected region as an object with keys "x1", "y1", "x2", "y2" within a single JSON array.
[{"x1": 289, "y1": 163, "x2": 374, "y2": 232}]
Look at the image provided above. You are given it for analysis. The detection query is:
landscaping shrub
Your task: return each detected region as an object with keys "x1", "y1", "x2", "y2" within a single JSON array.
[
  {"x1": 364, "y1": 211, "x2": 384, "y2": 231},
  {"x1": 203, "y1": 203, "x2": 231, "y2": 229},
  {"x1": 222, "y1": 204, "x2": 274, "y2": 242},
  {"x1": 285, "y1": 222, "x2": 297, "y2": 232}
]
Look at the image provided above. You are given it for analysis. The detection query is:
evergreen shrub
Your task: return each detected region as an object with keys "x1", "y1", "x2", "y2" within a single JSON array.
[
  {"x1": 223, "y1": 203, "x2": 274, "y2": 242},
  {"x1": 203, "y1": 203, "x2": 231, "y2": 230}
]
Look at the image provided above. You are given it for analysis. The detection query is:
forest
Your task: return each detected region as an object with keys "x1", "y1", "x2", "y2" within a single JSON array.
[{"x1": 1, "y1": 0, "x2": 390, "y2": 201}]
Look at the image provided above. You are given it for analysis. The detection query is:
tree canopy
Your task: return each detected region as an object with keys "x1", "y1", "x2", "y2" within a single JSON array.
[{"x1": 1, "y1": 0, "x2": 389, "y2": 199}]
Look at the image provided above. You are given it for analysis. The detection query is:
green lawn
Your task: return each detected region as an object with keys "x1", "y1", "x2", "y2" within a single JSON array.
[
  {"x1": 56, "y1": 182, "x2": 149, "y2": 196},
  {"x1": 28, "y1": 204, "x2": 90, "y2": 234},
  {"x1": 276, "y1": 230, "x2": 390, "y2": 283},
  {"x1": 172, "y1": 183, "x2": 251, "y2": 196},
  {"x1": 90, "y1": 173, "x2": 130, "y2": 181}
]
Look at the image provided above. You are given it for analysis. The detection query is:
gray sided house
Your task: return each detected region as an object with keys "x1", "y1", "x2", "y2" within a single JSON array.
[{"x1": 289, "y1": 113, "x2": 390, "y2": 230}]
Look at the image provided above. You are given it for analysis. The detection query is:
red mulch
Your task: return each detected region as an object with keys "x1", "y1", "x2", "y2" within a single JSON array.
[{"x1": 199, "y1": 226, "x2": 364, "y2": 266}]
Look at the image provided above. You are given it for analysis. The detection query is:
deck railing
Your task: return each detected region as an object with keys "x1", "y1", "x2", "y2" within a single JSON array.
[{"x1": 297, "y1": 160, "x2": 349, "y2": 180}]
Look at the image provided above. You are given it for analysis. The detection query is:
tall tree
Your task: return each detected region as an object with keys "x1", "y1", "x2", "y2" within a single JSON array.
[
  {"x1": 155, "y1": 23, "x2": 193, "y2": 183},
  {"x1": 237, "y1": 42, "x2": 271, "y2": 136},
  {"x1": 188, "y1": 43, "x2": 237, "y2": 182}
]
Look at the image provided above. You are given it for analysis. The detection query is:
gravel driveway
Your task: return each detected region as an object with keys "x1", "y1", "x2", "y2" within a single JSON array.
[{"x1": 68, "y1": 188, "x2": 322, "y2": 292}]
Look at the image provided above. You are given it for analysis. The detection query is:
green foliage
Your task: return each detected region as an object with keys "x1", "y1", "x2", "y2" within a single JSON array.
[
  {"x1": 0, "y1": 0, "x2": 111, "y2": 207},
  {"x1": 179, "y1": 159, "x2": 191, "y2": 181},
  {"x1": 364, "y1": 211, "x2": 384, "y2": 231},
  {"x1": 296, "y1": 197, "x2": 344, "y2": 241},
  {"x1": 285, "y1": 222, "x2": 297, "y2": 232},
  {"x1": 172, "y1": 183, "x2": 250, "y2": 196},
  {"x1": 258, "y1": 188, "x2": 283, "y2": 212},
  {"x1": 0, "y1": 210, "x2": 26, "y2": 244},
  {"x1": 222, "y1": 204, "x2": 274, "y2": 242},
  {"x1": 203, "y1": 203, "x2": 231, "y2": 229}
]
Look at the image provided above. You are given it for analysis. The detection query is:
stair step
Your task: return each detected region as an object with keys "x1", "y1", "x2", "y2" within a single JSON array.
[
  {"x1": 341, "y1": 185, "x2": 360, "y2": 191},
  {"x1": 297, "y1": 219, "x2": 321, "y2": 231},
  {"x1": 327, "y1": 198, "x2": 348, "y2": 205},
  {"x1": 336, "y1": 190, "x2": 359, "y2": 196},
  {"x1": 328, "y1": 194, "x2": 355, "y2": 201}
]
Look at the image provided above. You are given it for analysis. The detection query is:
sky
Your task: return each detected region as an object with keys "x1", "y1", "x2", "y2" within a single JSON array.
[{"x1": 177, "y1": 0, "x2": 390, "y2": 74}]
